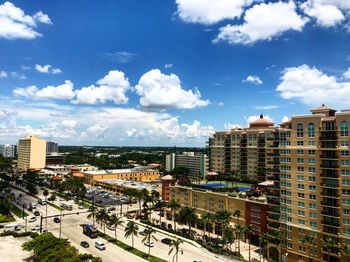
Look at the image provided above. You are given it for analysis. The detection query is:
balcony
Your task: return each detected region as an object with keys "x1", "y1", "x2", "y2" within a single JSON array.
[
  {"x1": 321, "y1": 200, "x2": 340, "y2": 208},
  {"x1": 321, "y1": 209, "x2": 340, "y2": 217}
]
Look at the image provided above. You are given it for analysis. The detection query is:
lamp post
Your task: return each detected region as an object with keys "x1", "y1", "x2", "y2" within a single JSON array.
[{"x1": 59, "y1": 211, "x2": 62, "y2": 238}]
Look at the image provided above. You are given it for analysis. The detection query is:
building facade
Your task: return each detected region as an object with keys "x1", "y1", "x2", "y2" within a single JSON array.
[
  {"x1": 165, "y1": 152, "x2": 208, "y2": 179},
  {"x1": 45, "y1": 153, "x2": 65, "y2": 165},
  {"x1": 46, "y1": 141, "x2": 58, "y2": 154},
  {"x1": 0, "y1": 144, "x2": 15, "y2": 158},
  {"x1": 208, "y1": 115, "x2": 276, "y2": 181},
  {"x1": 17, "y1": 136, "x2": 46, "y2": 170}
]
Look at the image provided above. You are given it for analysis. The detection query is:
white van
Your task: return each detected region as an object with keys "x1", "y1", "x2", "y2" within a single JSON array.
[
  {"x1": 4, "y1": 224, "x2": 21, "y2": 232},
  {"x1": 95, "y1": 241, "x2": 106, "y2": 250},
  {"x1": 38, "y1": 198, "x2": 46, "y2": 205}
]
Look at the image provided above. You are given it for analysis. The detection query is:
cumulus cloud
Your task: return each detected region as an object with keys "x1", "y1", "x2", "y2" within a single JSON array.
[
  {"x1": 282, "y1": 116, "x2": 290, "y2": 123},
  {"x1": 0, "y1": 1, "x2": 52, "y2": 40},
  {"x1": 242, "y1": 75, "x2": 263, "y2": 85},
  {"x1": 73, "y1": 70, "x2": 130, "y2": 104},
  {"x1": 135, "y1": 69, "x2": 209, "y2": 109},
  {"x1": 214, "y1": 1, "x2": 308, "y2": 45},
  {"x1": 343, "y1": 67, "x2": 350, "y2": 79},
  {"x1": 35, "y1": 64, "x2": 62, "y2": 74},
  {"x1": 176, "y1": 0, "x2": 254, "y2": 25},
  {"x1": 301, "y1": 0, "x2": 345, "y2": 27},
  {"x1": 224, "y1": 123, "x2": 242, "y2": 130},
  {"x1": 276, "y1": 64, "x2": 350, "y2": 107},
  {"x1": 13, "y1": 80, "x2": 75, "y2": 100},
  {"x1": 0, "y1": 70, "x2": 8, "y2": 78}
]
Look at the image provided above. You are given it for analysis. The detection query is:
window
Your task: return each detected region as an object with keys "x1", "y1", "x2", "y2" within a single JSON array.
[
  {"x1": 308, "y1": 167, "x2": 316, "y2": 173},
  {"x1": 309, "y1": 185, "x2": 316, "y2": 191},
  {"x1": 310, "y1": 222, "x2": 317, "y2": 228},
  {"x1": 297, "y1": 141, "x2": 304, "y2": 146},
  {"x1": 297, "y1": 158, "x2": 304, "y2": 164},
  {"x1": 341, "y1": 121, "x2": 349, "y2": 137},
  {"x1": 297, "y1": 175, "x2": 304, "y2": 181},
  {"x1": 343, "y1": 228, "x2": 350, "y2": 235},
  {"x1": 308, "y1": 140, "x2": 316, "y2": 146},
  {"x1": 342, "y1": 160, "x2": 350, "y2": 166},
  {"x1": 298, "y1": 193, "x2": 305, "y2": 198},
  {"x1": 308, "y1": 150, "x2": 316, "y2": 155},
  {"x1": 309, "y1": 194, "x2": 316, "y2": 200},
  {"x1": 308, "y1": 158, "x2": 316, "y2": 164},
  {"x1": 287, "y1": 242, "x2": 292, "y2": 249},
  {"x1": 298, "y1": 184, "x2": 305, "y2": 190},
  {"x1": 342, "y1": 170, "x2": 350, "y2": 176},
  {"x1": 309, "y1": 176, "x2": 316, "y2": 182},
  {"x1": 341, "y1": 151, "x2": 349, "y2": 156},
  {"x1": 308, "y1": 123, "x2": 315, "y2": 137},
  {"x1": 343, "y1": 218, "x2": 350, "y2": 225},
  {"x1": 341, "y1": 140, "x2": 349, "y2": 147},
  {"x1": 298, "y1": 219, "x2": 305, "y2": 225},
  {"x1": 309, "y1": 213, "x2": 316, "y2": 218},
  {"x1": 343, "y1": 199, "x2": 350, "y2": 205},
  {"x1": 309, "y1": 203, "x2": 316, "y2": 209},
  {"x1": 342, "y1": 179, "x2": 350, "y2": 185},
  {"x1": 297, "y1": 149, "x2": 304, "y2": 155},
  {"x1": 297, "y1": 166, "x2": 304, "y2": 172},
  {"x1": 297, "y1": 123, "x2": 304, "y2": 138},
  {"x1": 344, "y1": 209, "x2": 350, "y2": 215},
  {"x1": 298, "y1": 201, "x2": 305, "y2": 207},
  {"x1": 298, "y1": 210, "x2": 305, "y2": 216}
]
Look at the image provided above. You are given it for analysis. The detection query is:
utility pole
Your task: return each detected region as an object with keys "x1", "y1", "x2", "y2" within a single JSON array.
[
  {"x1": 24, "y1": 216, "x2": 27, "y2": 232},
  {"x1": 45, "y1": 197, "x2": 48, "y2": 233},
  {"x1": 59, "y1": 211, "x2": 62, "y2": 238},
  {"x1": 39, "y1": 215, "x2": 43, "y2": 233}
]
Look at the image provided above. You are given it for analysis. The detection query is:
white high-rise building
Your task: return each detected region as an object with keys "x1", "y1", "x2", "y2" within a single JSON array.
[{"x1": 0, "y1": 144, "x2": 15, "y2": 158}]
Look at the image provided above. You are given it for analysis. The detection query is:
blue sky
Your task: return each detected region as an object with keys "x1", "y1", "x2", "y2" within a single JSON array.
[{"x1": 0, "y1": 0, "x2": 350, "y2": 146}]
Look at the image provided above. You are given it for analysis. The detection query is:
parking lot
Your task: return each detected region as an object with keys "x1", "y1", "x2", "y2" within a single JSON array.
[{"x1": 85, "y1": 188, "x2": 118, "y2": 206}]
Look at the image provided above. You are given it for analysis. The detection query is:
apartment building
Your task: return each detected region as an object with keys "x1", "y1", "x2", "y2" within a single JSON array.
[
  {"x1": 0, "y1": 144, "x2": 15, "y2": 158},
  {"x1": 165, "y1": 152, "x2": 208, "y2": 179},
  {"x1": 46, "y1": 141, "x2": 58, "y2": 154},
  {"x1": 267, "y1": 105, "x2": 350, "y2": 262},
  {"x1": 169, "y1": 185, "x2": 268, "y2": 238},
  {"x1": 208, "y1": 115, "x2": 276, "y2": 181},
  {"x1": 17, "y1": 135, "x2": 46, "y2": 170}
]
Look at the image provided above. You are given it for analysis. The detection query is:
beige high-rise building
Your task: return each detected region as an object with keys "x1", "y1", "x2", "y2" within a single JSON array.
[{"x1": 17, "y1": 135, "x2": 47, "y2": 170}]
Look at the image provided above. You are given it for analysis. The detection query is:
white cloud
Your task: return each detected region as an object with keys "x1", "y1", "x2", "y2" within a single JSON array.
[
  {"x1": 35, "y1": 64, "x2": 62, "y2": 74},
  {"x1": 103, "y1": 51, "x2": 137, "y2": 63},
  {"x1": 0, "y1": 1, "x2": 52, "y2": 40},
  {"x1": 242, "y1": 75, "x2": 263, "y2": 85},
  {"x1": 343, "y1": 67, "x2": 350, "y2": 79},
  {"x1": 135, "y1": 69, "x2": 209, "y2": 109},
  {"x1": 73, "y1": 70, "x2": 130, "y2": 105},
  {"x1": 301, "y1": 0, "x2": 345, "y2": 27},
  {"x1": 13, "y1": 80, "x2": 75, "y2": 100},
  {"x1": 176, "y1": 0, "x2": 254, "y2": 25},
  {"x1": 0, "y1": 71, "x2": 8, "y2": 78},
  {"x1": 164, "y1": 63, "x2": 173, "y2": 68},
  {"x1": 316, "y1": 0, "x2": 350, "y2": 10},
  {"x1": 255, "y1": 105, "x2": 278, "y2": 110},
  {"x1": 214, "y1": 1, "x2": 308, "y2": 45},
  {"x1": 21, "y1": 65, "x2": 30, "y2": 70},
  {"x1": 282, "y1": 116, "x2": 290, "y2": 123},
  {"x1": 276, "y1": 64, "x2": 350, "y2": 107},
  {"x1": 10, "y1": 71, "x2": 25, "y2": 79},
  {"x1": 81, "y1": 124, "x2": 107, "y2": 140}
]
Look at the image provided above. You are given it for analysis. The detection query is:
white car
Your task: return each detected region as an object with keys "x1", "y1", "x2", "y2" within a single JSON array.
[
  {"x1": 29, "y1": 217, "x2": 37, "y2": 223},
  {"x1": 31, "y1": 225, "x2": 41, "y2": 231},
  {"x1": 144, "y1": 241, "x2": 155, "y2": 247},
  {"x1": 95, "y1": 241, "x2": 106, "y2": 250},
  {"x1": 107, "y1": 225, "x2": 115, "y2": 230}
]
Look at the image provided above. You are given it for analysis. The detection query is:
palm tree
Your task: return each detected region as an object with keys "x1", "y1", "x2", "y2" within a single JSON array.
[
  {"x1": 141, "y1": 226, "x2": 158, "y2": 257},
  {"x1": 259, "y1": 233, "x2": 269, "y2": 261},
  {"x1": 301, "y1": 233, "x2": 315, "y2": 262},
  {"x1": 232, "y1": 209, "x2": 241, "y2": 252},
  {"x1": 155, "y1": 200, "x2": 166, "y2": 226},
  {"x1": 124, "y1": 220, "x2": 139, "y2": 248},
  {"x1": 108, "y1": 214, "x2": 123, "y2": 242},
  {"x1": 341, "y1": 244, "x2": 350, "y2": 262},
  {"x1": 87, "y1": 206, "x2": 99, "y2": 227},
  {"x1": 43, "y1": 189, "x2": 49, "y2": 232},
  {"x1": 96, "y1": 208, "x2": 109, "y2": 234},
  {"x1": 168, "y1": 198, "x2": 181, "y2": 231},
  {"x1": 322, "y1": 236, "x2": 337, "y2": 262},
  {"x1": 200, "y1": 212, "x2": 212, "y2": 239},
  {"x1": 168, "y1": 238, "x2": 184, "y2": 262},
  {"x1": 225, "y1": 226, "x2": 236, "y2": 252},
  {"x1": 244, "y1": 225, "x2": 253, "y2": 261},
  {"x1": 269, "y1": 230, "x2": 283, "y2": 262},
  {"x1": 215, "y1": 210, "x2": 231, "y2": 238},
  {"x1": 235, "y1": 224, "x2": 244, "y2": 256},
  {"x1": 179, "y1": 207, "x2": 197, "y2": 235}
]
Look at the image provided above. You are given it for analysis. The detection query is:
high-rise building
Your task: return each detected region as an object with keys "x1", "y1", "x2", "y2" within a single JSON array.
[
  {"x1": 165, "y1": 152, "x2": 208, "y2": 179},
  {"x1": 208, "y1": 114, "x2": 276, "y2": 181},
  {"x1": 46, "y1": 141, "x2": 58, "y2": 154},
  {"x1": 17, "y1": 135, "x2": 46, "y2": 170},
  {"x1": 266, "y1": 105, "x2": 350, "y2": 262},
  {"x1": 0, "y1": 144, "x2": 15, "y2": 158}
]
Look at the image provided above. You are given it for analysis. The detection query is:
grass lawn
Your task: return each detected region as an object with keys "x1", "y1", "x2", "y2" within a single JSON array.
[
  {"x1": 0, "y1": 214, "x2": 15, "y2": 223},
  {"x1": 10, "y1": 205, "x2": 28, "y2": 218}
]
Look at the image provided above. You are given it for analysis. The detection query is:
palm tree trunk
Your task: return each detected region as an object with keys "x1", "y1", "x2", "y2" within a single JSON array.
[
  {"x1": 115, "y1": 228, "x2": 117, "y2": 241},
  {"x1": 203, "y1": 222, "x2": 206, "y2": 237},
  {"x1": 172, "y1": 210, "x2": 176, "y2": 231},
  {"x1": 248, "y1": 235, "x2": 251, "y2": 261},
  {"x1": 132, "y1": 234, "x2": 134, "y2": 248}
]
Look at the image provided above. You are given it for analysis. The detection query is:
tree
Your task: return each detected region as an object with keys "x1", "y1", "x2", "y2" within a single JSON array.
[
  {"x1": 259, "y1": 233, "x2": 269, "y2": 260},
  {"x1": 142, "y1": 226, "x2": 158, "y2": 257},
  {"x1": 154, "y1": 199, "x2": 166, "y2": 225},
  {"x1": 124, "y1": 221, "x2": 139, "y2": 248},
  {"x1": 225, "y1": 226, "x2": 236, "y2": 252},
  {"x1": 235, "y1": 224, "x2": 244, "y2": 256},
  {"x1": 60, "y1": 177, "x2": 86, "y2": 201},
  {"x1": 214, "y1": 210, "x2": 231, "y2": 238},
  {"x1": 232, "y1": 209, "x2": 241, "y2": 251},
  {"x1": 87, "y1": 206, "x2": 99, "y2": 227},
  {"x1": 168, "y1": 238, "x2": 183, "y2": 262},
  {"x1": 170, "y1": 167, "x2": 190, "y2": 186},
  {"x1": 168, "y1": 198, "x2": 181, "y2": 231},
  {"x1": 179, "y1": 207, "x2": 197, "y2": 235},
  {"x1": 26, "y1": 182, "x2": 38, "y2": 195},
  {"x1": 200, "y1": 212, "x2": 212, "y2": 239},
  {"x1": 322, "y1": 236, "x2": 337, "y2": 262},
  {"x1": 43, "y1": 189, "x2": 49, "y2": 232},
  {"x1": 108, "y1": 214, "x2": 123, "y2": 242},
  {"x1": 341, "y1": 244, "x2": 350, "y2": 262},
  {"x1": 301, "y1": 233, "x2": 315, "y2": 262},
  {"x1": 96, "y1": 209, "x2": 109, "y2": 234},
  {"x1": 244, "y1": 225, "x2": 253, "y2": 261}
]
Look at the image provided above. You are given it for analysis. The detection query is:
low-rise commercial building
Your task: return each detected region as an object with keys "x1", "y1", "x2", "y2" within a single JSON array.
[
  {"x1": 45, "y1": 153, "x2": 65, "y2": 165},
  {"x1": 83, "y1": 167, "x2": 160, "y2": 185},
  {"x1": 92, "y1": 179, "x2": 161, "y2": 195}
]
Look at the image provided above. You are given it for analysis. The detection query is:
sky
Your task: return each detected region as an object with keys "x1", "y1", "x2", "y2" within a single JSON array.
[{"x1": 0, "y1": 0, "x2": 350, "y2": 146}]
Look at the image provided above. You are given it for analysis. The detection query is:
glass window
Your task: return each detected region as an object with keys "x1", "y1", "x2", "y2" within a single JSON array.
[
  {"x1": 308, "y1": 123, "x2": 315, "y2": 137},
  {"x1": 341, "y1": 121, "x2": 349, "y2": 137},
  {"x1": 297, "y1": 123, "x2": 304, "y2": 138}
]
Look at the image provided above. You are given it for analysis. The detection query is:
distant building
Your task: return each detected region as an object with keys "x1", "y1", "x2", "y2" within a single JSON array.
[
  {"x1": 165, "y1": 152, "x2": 208, "y2": 179},
  {"x1": 17, "y1": 135, "x2": 46, "y2": 170},
  {"x1": 92, "y1": 179, "x2": 161, "y2": 195},
  {"x1": 161, "y1": 175, "x2": 175, "y2": 202},
  {"x1": 83, "y1": 167, "x2": 160, "y2": 185},
  {"x1": 46, "y1": 141, "x2": 58, "y2": 154},
  {"x1": 45, "y1": 153, "x2": 65, "y2": 165},
  {"x1": 0, "y1": 144, "x2": 15, "y2": 158}
]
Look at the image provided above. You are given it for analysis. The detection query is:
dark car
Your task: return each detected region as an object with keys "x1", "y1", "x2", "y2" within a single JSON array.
[
  {"x1": 53, "y1": 217, "x2": 60, "y2": 223},
  {"x1": 161, "y1": 238, "x2": 172, "y2": 245},
  {"x1": 80, "y1": 241, "x2": 90, "y2": 248},
  {"x1": 34, "y1": 211, "x2": 40, "y2": 216}
]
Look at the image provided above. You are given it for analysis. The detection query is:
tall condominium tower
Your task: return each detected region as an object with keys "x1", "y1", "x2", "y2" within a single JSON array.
[{"x1": 17, "y1": 135, "x2": 46, "y2": 170}]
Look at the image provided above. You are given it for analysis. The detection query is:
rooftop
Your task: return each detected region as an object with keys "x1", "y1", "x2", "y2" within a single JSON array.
[
  {"x1": 97, "y1": 179, "x2": 161, "y2": 191},
  {"x1": 84, "y1": 167, "x2": 158, "y2": 175}
]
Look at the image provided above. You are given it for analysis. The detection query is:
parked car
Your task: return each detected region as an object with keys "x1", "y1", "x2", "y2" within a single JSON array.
[
  {"x1": 34, "y1": 211, "x2": 40, "y2": 216},
  {"x1": 161, "y1": 238, "x2": 172, "y2": 245},
  {"x1": 144, "y1": 241, "x2": 155, "y2": 247},
  {"x1": 53, "y1": 217, "x2": 60, "y2": 223},
  {"x1": 31, "y1": 225, "x2": 41, "y2": 231},
  {"x1": 107, "y1": 225, "x2": 115, "y2": 231},
  {"x1": 80, "y1": 241, "x2": 90, "y2": 248},
  {"x1": 95, "y1": 241, "x2": 106, "y2": 250},
  {"x1": 139, "y1": 230, "x2": 147, "y2": 236},
  {"x1": 107, "y1": 207, "x2": 116, "y2": 212},
  {"x1": 29, "y1": 217, "x2": 37, "y2": 223}
]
